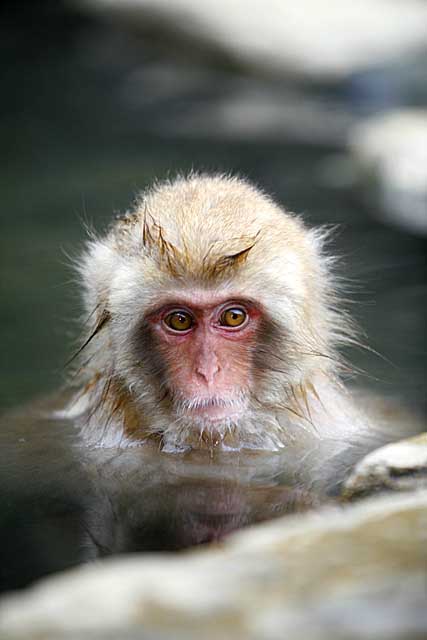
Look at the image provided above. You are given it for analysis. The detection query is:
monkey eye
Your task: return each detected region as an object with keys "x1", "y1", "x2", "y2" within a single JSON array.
[
  {"x1": 164, "y1": 310, "x2": 194, "y2": 332},
  {"x1": 219, "y1": 307, "x2": 247, "y2": 328}
]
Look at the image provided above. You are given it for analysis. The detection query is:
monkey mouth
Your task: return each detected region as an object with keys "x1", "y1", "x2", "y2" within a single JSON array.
[{"x1": 174, "y1": 394, "x2": 246, "y2": 423}]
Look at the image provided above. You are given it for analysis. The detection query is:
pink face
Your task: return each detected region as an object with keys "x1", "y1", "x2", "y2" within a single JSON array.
[{"x1": 146, "y1": 294, "x2": 262, "y2": 423}]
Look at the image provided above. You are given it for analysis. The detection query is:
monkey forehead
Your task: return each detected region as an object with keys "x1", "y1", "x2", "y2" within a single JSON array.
[
  {"x1": 137, "y1": 174, "x2": 298, "y2": 243},
  {"x1": 113, "y1": 176, "x2": 319, "y2": 285}
]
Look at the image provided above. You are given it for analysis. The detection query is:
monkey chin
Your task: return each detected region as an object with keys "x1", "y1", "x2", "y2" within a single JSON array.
[
  {"x1": 160, "y1": 413, "x2": 287, "y2": 454},
  {"x1": 159, "y1": 396, "x2": 287, "y2": 454},
  {"x1": 165, "y1": 394, "x2": 252, "y2": 451}
]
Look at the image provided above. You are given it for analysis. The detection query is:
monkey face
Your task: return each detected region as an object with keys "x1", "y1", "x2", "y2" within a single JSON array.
[{"x1": 144, "y1": 293, "x2": 262, "y2": 428}]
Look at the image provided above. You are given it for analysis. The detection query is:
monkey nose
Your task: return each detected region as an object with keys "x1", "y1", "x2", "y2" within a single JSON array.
[{"x1": 195, "y1": 358, "x2": 220, "y2": 385}]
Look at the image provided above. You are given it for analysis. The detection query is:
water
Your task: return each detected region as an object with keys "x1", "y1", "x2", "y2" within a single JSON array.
[
  {"x1": 0, "y1": 2, "x2": 425, "y2": 592},
  {"x1": 0, "y1": 398, "x2": 381, "y2": 592}
]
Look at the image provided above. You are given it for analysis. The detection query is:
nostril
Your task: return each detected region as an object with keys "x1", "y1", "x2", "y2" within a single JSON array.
[
  {"x1": 196, "y1": 360, "x2": 220, "y2": 384},
  {"x1": 195, "y1": 368, "x2": 206, "y2": 382}
]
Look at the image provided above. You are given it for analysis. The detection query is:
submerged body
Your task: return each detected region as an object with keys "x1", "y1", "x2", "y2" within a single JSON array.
[{"x1": 65, "y1": 174, "x2": 378, "y2": 452}]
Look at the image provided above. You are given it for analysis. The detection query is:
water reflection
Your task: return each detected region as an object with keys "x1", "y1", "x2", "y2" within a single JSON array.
[
  {"x1": 1, "y1": 402, "x2": 356, "y2": 592},
  {"x1": 85, "y1": 446, "x2": 321, "y2": 557}
]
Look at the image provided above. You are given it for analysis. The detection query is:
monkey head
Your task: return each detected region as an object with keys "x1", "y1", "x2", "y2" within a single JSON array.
[{"x1": 68, "y1": 175, "x2": 353, "y2": 451}]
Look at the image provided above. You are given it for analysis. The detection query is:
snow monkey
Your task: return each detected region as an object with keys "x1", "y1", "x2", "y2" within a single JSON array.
[{"x1": 64, "y1": 174, "x2": 374, "y2": 452}]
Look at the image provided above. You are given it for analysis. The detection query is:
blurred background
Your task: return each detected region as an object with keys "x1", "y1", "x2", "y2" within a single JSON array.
[{"x1": 1, "y1": 0, "x2": 426, "y2": 415}]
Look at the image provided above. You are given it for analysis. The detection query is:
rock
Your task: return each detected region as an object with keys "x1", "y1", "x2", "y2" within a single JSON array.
[
  {"x1": 349, "y1": 109, "x2": 427, "y2": 234},
  {"x1": 344, "y1": 433, "x2": 427, "y2": 498},
  {"x1": 77, "y1": 0, "x2": 427, "y2": 81},
  {"x1": 1, "y1": 490, "x2": 427, "y2": 640}
]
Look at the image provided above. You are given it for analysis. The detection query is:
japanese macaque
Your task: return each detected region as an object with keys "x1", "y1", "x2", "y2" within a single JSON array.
[{"x1": 64, "y1": 174, "x2": 373, "y2": 452}]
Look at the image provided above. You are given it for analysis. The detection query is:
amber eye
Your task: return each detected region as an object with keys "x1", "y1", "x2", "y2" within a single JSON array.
[
  {"x1": 164, "y1": 310, "x2": 194, "y2": 332},
  {"x1": 219, "y1": 307, "x2": 247, "y2": 328}
]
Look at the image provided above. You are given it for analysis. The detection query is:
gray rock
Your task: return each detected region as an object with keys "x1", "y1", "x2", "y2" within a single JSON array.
[
  {"x1": 344, "y1": 433, "x2": 427, "y2": 497},
  {"x1": 1, "y1": 490, "x2": 427, "y2": 640}
]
